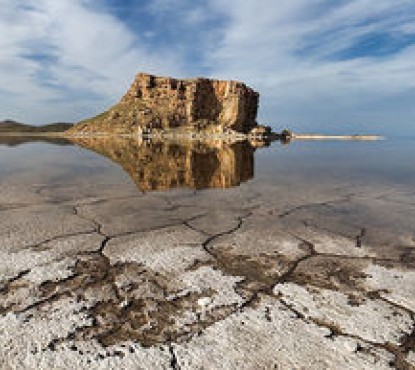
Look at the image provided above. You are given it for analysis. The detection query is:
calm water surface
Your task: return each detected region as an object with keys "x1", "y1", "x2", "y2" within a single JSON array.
[{"x1": 0, "y1": 137, "x2": 414, "y2": 193}]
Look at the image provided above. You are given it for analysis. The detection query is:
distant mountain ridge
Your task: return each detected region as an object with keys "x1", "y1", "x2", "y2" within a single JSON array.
[{"x1": 0, "y1": 119, "x2": 73, "y2": 132}]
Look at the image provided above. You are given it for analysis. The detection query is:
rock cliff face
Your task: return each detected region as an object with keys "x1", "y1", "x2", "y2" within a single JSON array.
[
  {"x1": 69, "y1": 73, "x2": 259, "y2": 134},
  {"x1": 70, "y1": 137, "x2": 254, "y2": 191}
]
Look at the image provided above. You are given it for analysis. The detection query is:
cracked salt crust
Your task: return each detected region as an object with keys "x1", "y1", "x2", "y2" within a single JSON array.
[
  {"x1": 363, "y1": 264, "x2": 415, "y2": 313},
  {"x1": 25, "y1": 257, "x2": 77, "y2": 285},
  {"x1": 177, "y1": 266, "x2": 245, "y2": 311},
  {"x1": 274, "y1": 282, "x2": 413, "y2": 345},
  {"x1": 0, "y1": 233, "x2": 104, "y2": 283},
  {"x1": 186, "y1": 209, "x2": 248, "y2": 235},
  {"x1": 209, "y1": 215, "x2": 307, "y2": 261},
  {"x1": 0, "y1": 204, "x2": 97, "y2": 251},
  {"x1": 406, "y1": 351, "x2": 415, "y2": 367},
  {"x1": 104, "y1": 224, "x2": 209, "y2": 275},
  {"x1": 174, "y1": 295, "x2": 394, "y2": 369},
  {"x1": 1, "y1": 179, "x2": 415, "y2": 368},
  {"x1": 0, "y1": 298, "x2": 92, "y2": 368},
  {"x1": 74, "y1": 197, "x2": 202, "y2": 236},
  {"x1": 0, "y1": 306, "x2": 171, "y2": 369},
  {"x1": 290, "y1": 226, "x2": 376, "y2": 257}
]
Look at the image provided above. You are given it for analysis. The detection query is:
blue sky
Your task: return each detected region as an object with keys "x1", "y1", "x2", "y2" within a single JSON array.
[{"x1": 1, "y1": 0, "x2": 415, "y2": 134}]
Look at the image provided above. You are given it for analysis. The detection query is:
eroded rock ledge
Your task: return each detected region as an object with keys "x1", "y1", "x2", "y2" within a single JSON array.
[{"x1": 69, "y1": 73, "x2": 260, "y2": 135}]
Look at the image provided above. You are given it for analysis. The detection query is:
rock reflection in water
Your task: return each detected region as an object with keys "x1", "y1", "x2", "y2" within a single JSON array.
[{"x1": 70, "y1": 137, "x2": 256, "y2": 191}]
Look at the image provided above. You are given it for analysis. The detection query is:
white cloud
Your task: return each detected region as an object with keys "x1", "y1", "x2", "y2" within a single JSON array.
[
  {"x1": 0, "y1": 0, "x2": 414, "y2": 133},
  {"x1": 204, "y1": 0, "x2": 415, "y2": 132},
  {"x1": 0, "y1": 0, "x2": 184, "y2": 124},
  {"x1": 397, "y1": 22, "x2": 415, "y2": 35}
]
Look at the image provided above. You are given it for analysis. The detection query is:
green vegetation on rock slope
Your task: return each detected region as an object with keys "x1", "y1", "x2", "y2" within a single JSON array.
[{"x1": 0, "y1": 120, "x2": 73, "y2": 133}]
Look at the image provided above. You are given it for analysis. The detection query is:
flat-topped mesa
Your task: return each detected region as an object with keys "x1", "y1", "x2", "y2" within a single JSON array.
[{"x1": 69, "y1": 73, "x2": 259, "y2": 135}]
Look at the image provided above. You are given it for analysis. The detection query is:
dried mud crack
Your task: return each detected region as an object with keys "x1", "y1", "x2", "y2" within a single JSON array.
[{"x1": 2, "y1": 184, "x2": 415, "y2": 369}]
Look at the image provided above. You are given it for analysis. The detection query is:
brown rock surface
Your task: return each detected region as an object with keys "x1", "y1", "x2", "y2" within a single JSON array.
[{"x1": 69, "y1": 73, "x2": 259, "y2": 134}]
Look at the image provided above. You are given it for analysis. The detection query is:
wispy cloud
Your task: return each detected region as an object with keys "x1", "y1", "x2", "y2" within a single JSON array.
[
  {"x1": 202, "y1": 0, "x2": 415, "y2": 132},
  {"x1": 0, "y1": 0, "x2": 414, "y2": 133},
  {"x1": 0, "y1": 0, "x2": 184, "y2": 123}
]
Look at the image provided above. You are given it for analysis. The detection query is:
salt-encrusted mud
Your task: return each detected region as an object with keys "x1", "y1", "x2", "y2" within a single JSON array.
[{"x1": 1, "y1": 158, "x2": 415, "y2": 369}]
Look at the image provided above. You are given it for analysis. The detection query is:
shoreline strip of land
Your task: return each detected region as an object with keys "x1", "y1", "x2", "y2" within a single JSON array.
[{"x1": 0, "y1": 131, "x2": 385, "y2": 142}]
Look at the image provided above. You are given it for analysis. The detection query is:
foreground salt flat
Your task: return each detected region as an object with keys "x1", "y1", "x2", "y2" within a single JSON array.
[{"x1": 1, "y1": 180, "x2": 415, "y2": 369}]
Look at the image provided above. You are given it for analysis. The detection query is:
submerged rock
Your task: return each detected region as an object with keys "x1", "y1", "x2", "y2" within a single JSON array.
[{"x1": 69, "y1": 73, "x2": 259, "y2": 135}]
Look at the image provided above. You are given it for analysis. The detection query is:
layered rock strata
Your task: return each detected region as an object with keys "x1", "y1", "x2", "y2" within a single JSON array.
[{"x1": 69, "y1": 73, "x2": 259, "y2": 135}]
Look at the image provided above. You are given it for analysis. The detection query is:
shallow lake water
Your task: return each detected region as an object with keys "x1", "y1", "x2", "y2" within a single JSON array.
[
  {"x1": 1, "y1": 136, "x2": 414, "y2": 192},
  {"x1": 1, "y1": 136, "x2": 415, "y2": 369}
]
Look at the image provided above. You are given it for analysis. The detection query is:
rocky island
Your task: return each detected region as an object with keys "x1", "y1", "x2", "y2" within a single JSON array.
[
  {"x1": 0, "y1": 77, "x2": 381, "y2": 142},
  {"x1": 68, "y1": 73, "x2": 264, "y2": 137}
]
